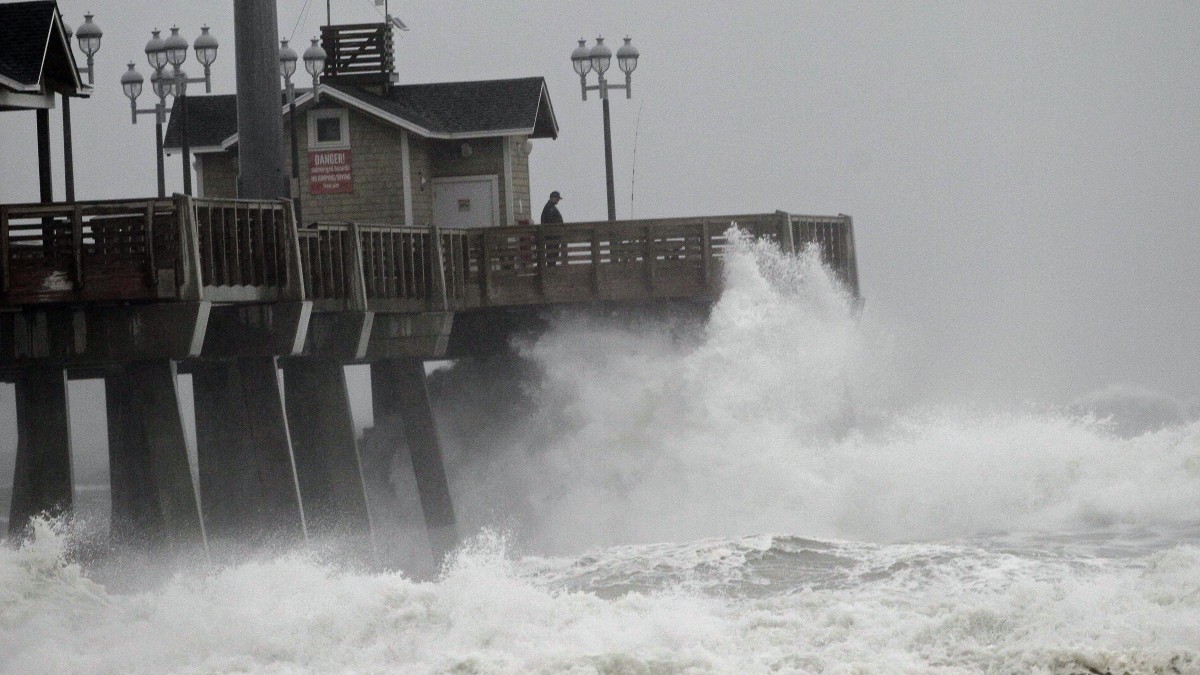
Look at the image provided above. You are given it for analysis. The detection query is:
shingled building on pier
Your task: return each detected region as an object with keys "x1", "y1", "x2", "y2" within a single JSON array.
[{"x1": 165, "y1": 78, "x2": 559, "y2": 229}]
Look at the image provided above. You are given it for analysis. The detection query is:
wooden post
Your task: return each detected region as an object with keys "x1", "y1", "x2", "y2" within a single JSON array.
[
  {"x1": 700, "y1": 219, "x2": 713, "y2": 290},
  {"x1": 71, "y1": 203, "x2": 84, "y2": 291},
  {"x1": 193, "y1": 357, "x2": 307, "y2": 549},
  {"x1": 62, "y1": 95, "x2": 75, "y2": 202},
  {"x1": 428, "y1": 224, "x2": 449, "y2": 311},
  {"x1": 775, "y1": 210, "x2": 795, "y2": 254},
  {"x1": 8, "y1": 367, "x2": 72, "y2": 538},
  {"x1": 1, "y1": 205, "x2": 10, "y2": 295},
  {"x1": 842, "y1": 214, "x2": 860, "y2": 297},
  {"x1": 105, "y1": 360, "x2": 207, "y2": 552},
  {"x1": 175, "y1": 195, "x2": 204, "y2": 301},
  {"x1": 535, "y1": 227, "x2": 548, "y2": 298},
  {"x1": 643, "y1": 224, "x2": 655, "y2": 293},
  {"x1": 143, "y1": 202, "x2": 158, "y2": 288},
  {"x1": 590, "y1": 226, "x2": 601, "y2": 296},
  {"x1": 282, "y1": 359, "x2": 375, "y2": 552},
  {"x1": 343, "y1": 223, "x2": 368, "y2": 311},
  {"x1": 36, "y1": 109, "x2": 53, "y2": 204},
  {"x1": 479, "y1": 230, "x2": 492, "y2": 304},
  {"x1": 370, "y1": 358, "x2": 458, "y2": 566}
]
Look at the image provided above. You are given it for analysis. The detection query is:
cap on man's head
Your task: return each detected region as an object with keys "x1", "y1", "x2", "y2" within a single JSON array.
[{"x1": 550, "y1": 191, "x2": 562, "y2": 199}]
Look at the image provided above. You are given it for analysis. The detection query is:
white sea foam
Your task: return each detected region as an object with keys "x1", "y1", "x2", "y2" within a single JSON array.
[
  {"x1": 444, "y1": 228, "x2": 1200, "y2": 552},
  {"x1": 2, "y1": 522, "x2": 1198, "y2": 673}
]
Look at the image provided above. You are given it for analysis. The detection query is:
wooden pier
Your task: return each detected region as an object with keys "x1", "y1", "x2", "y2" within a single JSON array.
[{"x1": 1, "y1": 195, "x2": 858, "y2": 561}]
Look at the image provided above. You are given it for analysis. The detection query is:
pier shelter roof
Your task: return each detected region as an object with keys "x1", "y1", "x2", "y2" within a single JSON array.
[
  {"x1": 164, "y1": 77, "x2": 558, "y2": 153},
  {"x1": 0, "y1": 0, "x2": 89, "y2": 111}
]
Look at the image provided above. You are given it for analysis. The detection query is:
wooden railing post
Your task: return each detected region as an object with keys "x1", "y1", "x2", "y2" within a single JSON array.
[
  {"x1": 175, "y1": 194, "x2": 204, "y2": 301},
  {"x1": 841, "y1": 214, "x2": 860, "y2": 297},
  {"x1": 590, "y1": 226, "x2": 601, "y2": 296},
  {"x1": 71, "y1": 203, "x2": 84, "y2": 291},
  {"x1": 343, "y1": 222, "x2": 368, "y2": 311},
  {"x1": 535, "y1": 227, "x2": 547, "y2": 299},
  {"x1": 427, "y1": 223, "x2": 449, "y2": 311},
  {"x1": 775, "y1": 210, "x2": 795, "y2": 254},
  {"x1": 479, "y1": 230, "x2": 493, "y2": 304},
  {"x1": 643, "y1": 224, "x2": 655, "y2": 293},
  {"x1": 143, "y1": 201, "x2": 158, "y2": 289},
  {"x1": 700, "y1": 219, "x2": 713, "y2": 288},
  {"x1": 280, "y1": 199, "x2": 307, "y2": 301},
  {"x1": 1, "y1": 205, "x2": 11, "y2": 295}
]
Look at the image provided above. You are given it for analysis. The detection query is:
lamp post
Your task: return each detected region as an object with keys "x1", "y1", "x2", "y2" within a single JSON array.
[
  {"x1": 61, "y1": 13, "x2": 103, "y2": 202},
  {"x1": 572, "y1": 36, "x2": 639, "y2": 221},
  {"x1": 279, "y1": 38, "x2": 326, "y2": 227},
  {"x1": 122, "y1": 26, "x2": 219, "y2": 197}
]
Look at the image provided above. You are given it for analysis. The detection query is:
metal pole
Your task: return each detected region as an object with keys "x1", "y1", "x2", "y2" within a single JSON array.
[
  {"x1": 181, "y1": 91, "x2": 192, "y2": 196},
  {"x1": 234, "y1": 0, "x2": 288, "y2": 199},
  {"x1": 154, "y1": 112, "x2": 166, "y2": 198},
  {"x1": 62, "y1": 95, "x2": 75, "y2": 202},
  {"x1": 602, "y1": 96, "x2": 616, "y2": 221}
]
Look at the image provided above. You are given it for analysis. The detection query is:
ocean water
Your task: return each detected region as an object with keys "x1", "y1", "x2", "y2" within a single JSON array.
[{"x1": 2, "y1": 229, "x2": 1199, "y2": 673}]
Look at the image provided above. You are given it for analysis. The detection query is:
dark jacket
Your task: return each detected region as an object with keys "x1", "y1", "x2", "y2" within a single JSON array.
[{"x1": 540, "y1": 201, "x2": 563, "y2": 224}]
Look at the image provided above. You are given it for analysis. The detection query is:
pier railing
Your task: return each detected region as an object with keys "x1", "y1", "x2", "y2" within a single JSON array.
[
  {"x1": 0, "y1": 196, "x2": 303, "y2": 306},
  {"x1": 189, "y1": 198, "x2": 304, "y2": 302},
  {"x1": 441, "y1": 212, "x2": 859, "y2": 308},
  {"x1": 3, "y1": 201, "x2": 856, "y2": 311},
  {"x1": 0, "y1": 197, "x2": 183, "y2": 304},
  {"x1": 298, "y1": 223, "x2": 464, "y2": 313}
]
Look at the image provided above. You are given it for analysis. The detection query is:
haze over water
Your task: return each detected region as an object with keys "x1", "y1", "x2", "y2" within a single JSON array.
[{"x1": 2, "y1": 232, "x2": 1199, "y2": 673}]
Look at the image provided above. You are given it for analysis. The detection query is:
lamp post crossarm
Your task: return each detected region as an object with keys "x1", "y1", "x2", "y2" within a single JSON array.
[
  {"x1": 76, "y1": 60, "x2": 95, "y2": 84},
  {"x1": 130, "y1": 103, "x2": 166, "y2": 124}
]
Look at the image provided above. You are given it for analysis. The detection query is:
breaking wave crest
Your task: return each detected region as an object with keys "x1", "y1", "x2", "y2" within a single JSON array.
[{"x1": 442, "y1": 227, "x2": 1200, "y2": 552}]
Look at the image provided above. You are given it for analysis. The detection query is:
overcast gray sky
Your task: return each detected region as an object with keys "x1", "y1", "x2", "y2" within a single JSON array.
[{"x1": 1, "y1": 0, "x2": 1198, "y2": 406}]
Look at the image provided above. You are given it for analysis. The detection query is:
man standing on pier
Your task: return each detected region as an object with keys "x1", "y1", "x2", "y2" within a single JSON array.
[{"x1": 540, "y1": 191, "x2": 564, "y2": 224}]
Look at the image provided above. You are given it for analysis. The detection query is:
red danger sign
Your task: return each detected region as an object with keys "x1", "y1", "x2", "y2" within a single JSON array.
[{"x1": 309, "y1": 149, "x2": 353, "y2": 194}]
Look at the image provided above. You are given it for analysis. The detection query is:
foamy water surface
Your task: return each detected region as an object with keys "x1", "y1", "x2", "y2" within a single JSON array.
[{"x1": 2, "y1": 230, "x2": 1199, "y2": 673}]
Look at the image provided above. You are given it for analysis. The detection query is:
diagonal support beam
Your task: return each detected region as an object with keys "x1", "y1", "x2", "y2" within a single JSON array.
[{"x1": 371, "y1": 358, "x2": 458, "y2": 565}]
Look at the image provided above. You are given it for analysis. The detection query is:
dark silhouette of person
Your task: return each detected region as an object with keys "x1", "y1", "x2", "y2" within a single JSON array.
[{"x1": 540, "y1": 191, "x2": 563, "y2": 224}]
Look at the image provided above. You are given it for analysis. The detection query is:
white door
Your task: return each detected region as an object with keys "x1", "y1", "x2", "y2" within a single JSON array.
[{"x1": 432, "y1": 176, "x2": 499, "y2": 229}]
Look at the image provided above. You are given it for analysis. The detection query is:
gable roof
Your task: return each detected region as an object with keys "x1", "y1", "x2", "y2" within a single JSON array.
[
  {"x1": 0, "y1": 1, "x2": 88, "y2": 99},
  {"x1": 162, "y1": 92, "x2": 291, "y2": 151},
  {"x1": 164, "y1": 77, "x2": 558, "y2": 152}
]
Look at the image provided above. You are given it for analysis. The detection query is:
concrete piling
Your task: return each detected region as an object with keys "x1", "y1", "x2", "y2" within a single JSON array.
[
  {"x1": 8, "y1": 366, "x2": 72, "y2": 538},
  {"x1": 370, "y1": 358, "x2": 458, "y2": 565},
  {"x1": 193, "y1": 357, "x2": 307, "y2": 548},
  {"x1": 104, "y1": 360, "x2": 206, "y2": 551},
  {"x1": 281, "y1": 358, "x2": 374, "y2": 554}
]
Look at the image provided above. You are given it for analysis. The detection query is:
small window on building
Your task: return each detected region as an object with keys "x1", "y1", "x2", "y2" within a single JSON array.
[{"x1": 308, "y1": 108, "x2": 350, "y2": 149}]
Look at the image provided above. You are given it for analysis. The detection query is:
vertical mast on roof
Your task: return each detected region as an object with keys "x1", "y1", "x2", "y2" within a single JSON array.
[{"x1": 233, "y1": 0, "x2": 288, "y2": 199}]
